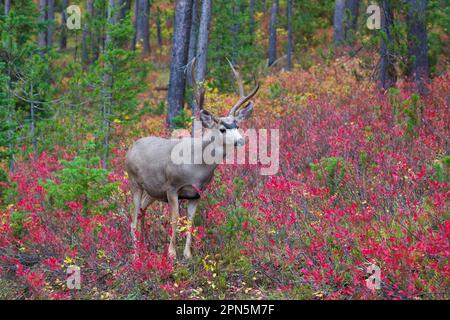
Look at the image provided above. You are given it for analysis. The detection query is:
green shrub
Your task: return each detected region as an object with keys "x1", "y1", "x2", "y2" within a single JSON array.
[
  {"x1": 433, "y1": 155, "x2": 450, "y2": 183},
  {"x1": 150, "y1": 100, "x2": 166, "y2": 116},
  {"x1": 172, "y1": 109, "x2": 192, "y2": 130},
  {"x1": 310, "y1": 157, "x2": 349, "y2": 195},
  {"x1": 268, "y1": 83, "x2": 283, "y2": 100},
  {"x1": 42, "y1": 145, "x2": 118, "y2": 214},
  {"x1": 0, "y1": 168, "x2": 8, "y2": 198},
  {"x1": 10, "y1": 211, "x2": 30, "y2": 238},
  {"x1": 402, "y1": 94, "x2": 423, "y2": 136}
]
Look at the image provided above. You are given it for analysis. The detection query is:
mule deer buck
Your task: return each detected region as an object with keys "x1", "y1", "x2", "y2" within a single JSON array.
[{"x1": 125, "y1": 60, "x2": 259, "y2": 260}]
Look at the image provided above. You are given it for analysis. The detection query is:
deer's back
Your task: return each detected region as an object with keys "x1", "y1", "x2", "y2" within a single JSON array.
[{"x1": 125, "y1": 137, "x2": 179, "y2": 199}]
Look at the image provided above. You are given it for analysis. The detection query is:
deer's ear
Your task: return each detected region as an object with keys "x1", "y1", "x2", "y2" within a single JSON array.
[
  {"x1": 235, "y1": 102, "x2": 254, "y2": 122},
  {"x1": 200, "y1": 109, "x2": 217, "y2": 128}
]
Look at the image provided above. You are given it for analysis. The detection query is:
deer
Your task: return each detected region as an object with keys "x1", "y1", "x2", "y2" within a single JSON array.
[{"x1": 125, "y1": 60, "x2": 259, "y2": 260}]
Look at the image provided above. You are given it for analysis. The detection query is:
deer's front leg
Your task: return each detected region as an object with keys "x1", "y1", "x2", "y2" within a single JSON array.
[
  {"x1": 184, "y1": 199, "x2": 199, "y2": 260},
  {"x1": 167, "y1": 190, "x2": 180, "y2": 259}
]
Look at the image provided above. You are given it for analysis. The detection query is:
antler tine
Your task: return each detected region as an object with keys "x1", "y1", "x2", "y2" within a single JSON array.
[
  {"x1": 227, "y1": 58, "x2": 244, "y2": 98},
  {"x1": 227, "y1": 58, "x2": 260, "y2": 116},
  {"x1": 229, "y1": 83, "x2": 260, "y2": 116},
  {"x1": 191, "y1": 57, "x2": 220, "y2": 122}
]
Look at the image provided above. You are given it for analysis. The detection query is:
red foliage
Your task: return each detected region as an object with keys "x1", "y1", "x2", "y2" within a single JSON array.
[{"x1": 0, "y1": 74, "x2": 448, "y2": 299}]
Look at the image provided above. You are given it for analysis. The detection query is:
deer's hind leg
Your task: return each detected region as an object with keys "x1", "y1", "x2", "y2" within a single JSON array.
[
  {"x1": 140, "y1": 191, "x2": 155, "y2": 245},
  {"x1": 167, "y1": 190, "x2": 180, "y2": 259},
  {"x1": 183, "y1": 199, "x2": 199, "y2": 260},
  {"x1": 131, "y1": 183, "x2": 155, "y2": 244}
]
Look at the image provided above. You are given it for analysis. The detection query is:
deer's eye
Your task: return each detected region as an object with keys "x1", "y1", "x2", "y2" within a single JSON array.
[{"x1": 219, "y1": 128, "x2": 226, "y2": 134}]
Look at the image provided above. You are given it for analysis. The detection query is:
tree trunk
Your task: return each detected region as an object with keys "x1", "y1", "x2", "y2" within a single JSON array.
[
  {"x1": 118, "y1": 0, "x2": 131, "y2": 21},
  {"x1": 4, "y1": 0, "x2": 11, "y2": 15},
  {"x1": 93, "y1": 2, "x2": 103, "y2": 61},
  {"x1": 125, "y1": 0, "x2": 132, "y2": 16},
  {"x1": 380, "y1": 0, "x2": 396, "y2": 90},
  {"x1": 30, "y1": 84, "x2": 37, "y2": 161},
  {"x1": 7, "y1": 106, "x2": 14, "y2": 171},
  {"x1": 60, "y1": 0, "x2": 69, "y2": 50},
  {"x1": 105, "y1": 0, "x2": 116, "y2": 48},
  {"x1": 4, "y1": 3, "x2": 13, "y2": 170},
  {"x1": 191, "y1": 0, "x2": 211, "y2": 121},
  {"x1": 114, "y1": 0, "x2": 123, "y2": 24},
  {"x1": 346, "y1": 0, "x2": 359, "y2": 30},
  {"x1": 82, "y1": 0, "x2": 94, "y2": 63},
  {"x1": 249, "y1": 0, "x2": 256, "y2": 38},
  {"x1": 31, "y1": 102, "x2": 37, "y2": 161},
  {"x1": 406, "y1": 0, "x2": 429, "y2": 95},
  {"x1": 38, "y1": 0, "x2": 47, "y2": 51},
  {"x1": 131, "y1": 0, "x2": 140, "y2": 50},
  {"x1": 47, "y1": 0, "x2": 55, "y2": 48},
  {"x1": 268, "y1": 0, "x2": 278, "y2": 66},
  {"x1": 101, "y1": 0, "x2": 117, "y2": 168},
  {"x1": 156, "y1": 6, "x2": 163, "y2": 47},
  {"x1": 139, "y1": 0, "x2": 150, "y2": 55},
  {"x1": 167, "y1": 0, "x2": 193, "y2": 128},
  {"x1": 230, "y1": 2, "x2": 241, "y2": 63},
  {"x1": 187, "y1": 0, "x2": 198, "y2": 89},
  {"x1": 187, "y1": 0, "x2": 199, "y2": 78},
  {"x1": 333, "y1": 0, "x2": 346, "y2": 45},
  {"x1": 195, "y1": 0, "x2": 211, "y2": 84},
  {"x1": 286, "y1": 0, "x2": 293, "y2": 70}
]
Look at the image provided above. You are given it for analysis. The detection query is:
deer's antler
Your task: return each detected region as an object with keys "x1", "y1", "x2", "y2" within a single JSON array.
[
  {"x1": 227, "y1": 58, "x2": 260, "y2": 116},
  {"x1": 191, "y1": 58, "x2": 220, "y2": 122}
]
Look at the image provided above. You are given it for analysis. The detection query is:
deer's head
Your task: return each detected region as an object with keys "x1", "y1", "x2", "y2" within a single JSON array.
[{"x1": 192, "y1": 59, "x2": 259, "y2": 147}]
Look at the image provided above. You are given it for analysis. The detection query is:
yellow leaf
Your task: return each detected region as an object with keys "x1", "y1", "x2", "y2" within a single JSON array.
[{"x1": 64, "y1": 256, "x2": 74, "y2": 264}]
